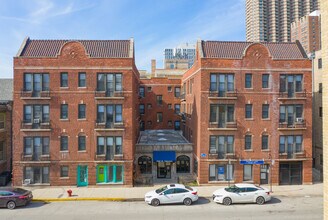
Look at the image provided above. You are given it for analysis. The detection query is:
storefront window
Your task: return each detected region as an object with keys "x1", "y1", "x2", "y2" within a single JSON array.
[
  {"x1": 138, "y1": 156, "x2": 152, "y2": 174},
  {"x1": 176, "y1": 155, "x2": 190, "y2": 173},
  {"x1": 209, "y1": 164, "x2": 234, "y2": 181}
]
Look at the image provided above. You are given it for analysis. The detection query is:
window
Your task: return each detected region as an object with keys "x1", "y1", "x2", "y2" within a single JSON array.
[
  {"x1": 318, "y1": 58, "x2": 322, "y2": 69},
  {"x1": 24, "y1": 73, "x2": 49, "y2": 93},
  {"x1": 60, "y1": 136, "x2": 68, "y2": 151},
  {"x1": 156, "y1": 95, "x2": 163, "y2": 105},
  {"x1": 174, "y1": 121, "x2": 180, "y2": 130},
  {"x1": 210, "y1": 104, "x2": 234, "y2": 127},
  {"x1": 147, "y1": 104, "x2": 152, "y2": 109},
  {"x1": 174, "y1": 104, "x2": 180, "y2": 114},
  {"x1": 61, "y1": 104, "x2": 68, "y2": 120},
  {"x1": 138, "y1": 156, "x2": 152, "y2": 174},
  {"x1": 245, "y1": 104, "x2": 253, "y2": 119},
  {"x1": 147, "y1": 87, "x2": 151, "y2": 92},
  {"x1": 60, "y1": 166, "x2": 69, "y2": 178},
  {"x1": 96, "y1": 136, "x2": 122, "y2": 158},
  {"x1": 78, "y1": 104, "x2": 86, "y2": 119},
  {"x1": 168, "y1": 104, "x2": 172, "y2": 109},
  {"x1": 139, "y1": 87, "x2": 145, "y2": 98},
  {"x1": 24, "y1": 166, "x2": 49, "y2": 184},
  {"x1": 279, "y1": 105, "x2": 303, "y2": 125},
  {"x1": 23, "y1": 105, "x2": 49, "y2": 123},
  {"x1": 174, "y1": 87, "x2": 181, "y2": 98},
  {"x1": 243, "y1": 165, "x2": 253, "y2": 181},
  {"x1": 168, "y1": 86, "x2": 172, "y2": 92},
  {"x1": 262, "y1": 104, "x2": 269, "y2": 119},
  {"x1": 78, "y1": 72, "x2": 86, "y2": 87},
  {"x1": 60, "y1": 72, "x2": 68, "y2": 87},
  {"x1": 168, "y1": 120, "x2": 172, "y2": 127},
  {"x1": 262, "y1": 135, "x2": 269, "y2": 150},
  {"x1": 157, "y1": 113, "x2": 163, "y2": 122},
  {"x1": 139, "y1": 104, "x2": 145, "y2": 114},
  {"x1": 262, "y1": 74, "x2": 269, "y2": 88},
  {"x1": 0, "y1": 142, "x2": 4, "y2": 161},
  {"x1": 210, "y1": 73, "x2": 234, "y2": 96},
  {"x1": 245, "y1": 135, "x2": 252, "y2": 150},
  {"x1": 209, "y1": 136, "x2": 234, "y2": 158},
  {"x1": 279, "y1": 135, "x2": 303, "y2": 154},
  {"x1": 279, "y1": 74, "x2": 303, "y2": 95},
  {"x1": 209, "y1": 164, "x2": 234, "y2": 181},
  {"x1": 96, "y1": 73, "x2": 122, "y2": 96},
  {"x1": 320, "y1": 107, "x2": 322, "y2": 117},
  {"x1": 245, "y1": 74, "x2": 252, "y2": 88},
  {"x1": 24, "y1": 137, "x2": 49, "y2": 156},
  {"x1": 78, "y1": 136, "x2": 86, "y2": 151},
  {"x1": 319, "y1": 83, "x2": 322, "y2": 93},
  {"x1": 108, "y1": 165, "x2": 123, "y2": 183},
  {"x1": 97, "y1": 104, "x2": 123, "y2": 125},
  {"x1": 0, "y1": 113, "x2": 5, "y2": 129},
  {"x1": 176, "y1": 155, "x2": 190, "y2": 173}
]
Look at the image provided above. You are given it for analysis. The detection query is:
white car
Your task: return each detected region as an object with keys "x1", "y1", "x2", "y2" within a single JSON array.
[
  {"x1": 145, "y1": 184, "x2": 198, "y2": 206},
  {"x1": 212, "y1": 183, "x2": 271, "y2": 205}
]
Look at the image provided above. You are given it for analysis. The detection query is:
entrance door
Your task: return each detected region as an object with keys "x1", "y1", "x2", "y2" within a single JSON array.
[
  {"x1": 157, "y1": 162, "x2": 171, "y2": 179},
  {"x1": 260, "y1": 164, "x2": 268, "y2": 184},
  {"x1": 279, "y1": 162, "x2": 302, "y2": 185},
  {"x1": 77, "y1": 165, "x2": 88, "y2": 186},
  {"x1": 97, "y1": 165, "x2": 106, "y2": 183}
]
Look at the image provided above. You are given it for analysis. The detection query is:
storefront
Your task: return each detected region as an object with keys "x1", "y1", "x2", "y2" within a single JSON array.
[
  {"x1": 135, "y1": 130, "x2": 193, "y2": 184},
  {"x1": 279, "y1": 162, "x2": 302, "y2": 185}
]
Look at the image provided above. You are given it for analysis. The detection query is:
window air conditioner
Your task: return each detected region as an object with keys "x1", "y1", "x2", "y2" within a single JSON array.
[
  {"x1": 295, "y1": 118, "x2": 304, "y2": 123},
  {"x1": 33, "y1": 118, "x2": 40, "y2": 124},
  {"x1": 23, "y1": 179, "x2": 31, "y2": 185}
]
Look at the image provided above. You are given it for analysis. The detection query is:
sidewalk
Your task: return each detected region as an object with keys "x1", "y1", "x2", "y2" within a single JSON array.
[{"x1": 26, "y1": 183, "x2": 323, "y2": 202}]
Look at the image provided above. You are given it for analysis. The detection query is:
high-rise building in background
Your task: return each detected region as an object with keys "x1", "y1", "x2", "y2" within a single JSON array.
[
  {"x1": 291, "y1": 10, "x2": 321, "y2": 54},
  {"x1": 164, "y1": 43, "x2": 196, "y2": 69},
  {"x1": 246, "y1": 0, "x2": 320, "y2": 42}
]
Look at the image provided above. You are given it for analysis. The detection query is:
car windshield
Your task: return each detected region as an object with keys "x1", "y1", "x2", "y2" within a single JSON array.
[
  {"x1": 12, "y1": 188, "x2": 27, "y2": 194},
  {"x1": 224, "y1": 185, "x2": 239, "y2": 192},
  {"x1": 155, "y1": 186, "x2": 168, "y2": 194}
]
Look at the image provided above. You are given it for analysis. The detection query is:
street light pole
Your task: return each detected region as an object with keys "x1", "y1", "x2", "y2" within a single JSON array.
[{"x1": 269, "y1": 153, "x2": 273, "y2": 193}]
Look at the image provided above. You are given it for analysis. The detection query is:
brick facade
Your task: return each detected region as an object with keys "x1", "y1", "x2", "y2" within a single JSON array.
[
  {"x1": 13, "y1": 39, "x2": 139, "y2": 186},
  {"x1": 139, "y1": 77, "x2": 181, "y2": 130},
  {"x1": 182, "y1": 41, "x2": 312, "y2": 185}
]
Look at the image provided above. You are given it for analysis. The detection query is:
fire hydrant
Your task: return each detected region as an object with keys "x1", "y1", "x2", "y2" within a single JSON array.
[{"x1": 67, "y1": 189, "x2": 72, "y2": 197}]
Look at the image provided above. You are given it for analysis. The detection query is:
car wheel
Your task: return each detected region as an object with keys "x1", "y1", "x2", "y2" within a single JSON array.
[
  {"x1": 223, "y1": 197, "x2": 232, "y2": 206},
  {"x1": 183, "y1": 198, "x2": 192, "y2": 206},
  {"x1": 151, "y1": 199, "x2": 160, "y2": 206},
  {"x1": 256, "y1": 196, "x2": 265, "y2": 205},
  {"x1": 7, "y1": 201, "x2": 16, "y2": 209}
]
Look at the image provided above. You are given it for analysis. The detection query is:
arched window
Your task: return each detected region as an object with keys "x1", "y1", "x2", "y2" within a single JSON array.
[
  {"x1": 176, "y1": 155, "x2": 190, "y2": 173},
  {"x1": 138, "y1": 156, "x2": 152, "y2": 174}
]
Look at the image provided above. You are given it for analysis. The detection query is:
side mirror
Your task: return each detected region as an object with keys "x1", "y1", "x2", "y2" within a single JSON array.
[{"x1": 159, "y1": 193, "x2": 163, "y2": 196}]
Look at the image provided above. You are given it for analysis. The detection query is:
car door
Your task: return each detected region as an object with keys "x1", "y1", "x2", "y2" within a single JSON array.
[
  {"x1": 0, "y1": 191, "x2": 6, "y2": 207},
  {"x1": 234, "y1": 187, "x2": 248, "y2": 203},
  {"x1": 244, "y1": 188, "x2": 258, "y2": 202},
  {"x1": 160, "y1": 189, "x2": 175, "y2": 204},
  {"x1": 174, "y1": 188, "x2": 189, "y2": 203}
]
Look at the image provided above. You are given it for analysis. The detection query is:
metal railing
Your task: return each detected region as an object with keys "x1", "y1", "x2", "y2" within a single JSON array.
[{"x1": 209, "y1": 89, "x2": 237, "y2": 98}]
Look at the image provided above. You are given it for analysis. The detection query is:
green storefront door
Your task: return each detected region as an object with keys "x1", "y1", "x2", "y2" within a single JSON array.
[
  {"x1": 97, "y1": 165, "x2": 106, "y2": 183},
  {"x1": 77, "y1": 165, "x2": 88, "y2": 186}
]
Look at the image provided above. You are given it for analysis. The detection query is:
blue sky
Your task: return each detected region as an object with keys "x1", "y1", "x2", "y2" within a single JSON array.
[{"x1": 0, "y1": 0, "x2": 245, "y2": 78}]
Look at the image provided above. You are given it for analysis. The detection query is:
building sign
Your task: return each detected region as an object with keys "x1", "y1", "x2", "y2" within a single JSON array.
[
  {"x1": 240, "y1": 160, "x2": 264, "y2": 165},
  {"x1": 218, "y1": 166, "x2": 225, "y2": 180},
  {"x1": 201, "y1": 153, "x2": 206, "y2": 158}
]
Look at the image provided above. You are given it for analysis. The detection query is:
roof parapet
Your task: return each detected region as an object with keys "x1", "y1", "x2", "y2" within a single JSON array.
[
  {"x1": 197, "y1": 39, "x2": 203, "y2": 58},
  {"x1": 129, "y1": 37, "x2": 134, "y2": 58},
  {"x1": 16, "y1": 36, "x2": 29, "y2": 57}
]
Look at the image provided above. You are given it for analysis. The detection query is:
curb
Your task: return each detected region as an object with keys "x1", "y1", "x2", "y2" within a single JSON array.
[{"x1": 33, "y1": 198, "x2": 144, "y2": 202}]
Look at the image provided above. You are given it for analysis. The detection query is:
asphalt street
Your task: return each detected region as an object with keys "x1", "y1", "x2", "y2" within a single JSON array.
[{"x1": 1, "y1": 195, "x2": 323, "y2": 220}]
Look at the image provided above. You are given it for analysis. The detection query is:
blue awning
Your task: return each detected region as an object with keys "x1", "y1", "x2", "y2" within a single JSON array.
[{"x1": 153, "y1": 151, "x2": 176, "y2": 162}]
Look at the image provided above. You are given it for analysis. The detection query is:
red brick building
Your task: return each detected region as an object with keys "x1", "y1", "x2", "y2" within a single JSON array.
[
  {"x1": 139, "y1": 77, "x2": 181, "y2": 130},
  {"x1": 13, "y1": 38, "x2": 139, "y2": 186},
  {"x1": 0, "y1": 79, "x2": 13, "y2": 177},
  {"x1": 182, "y1": 40, "x2": 312, "y2": 185}
]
